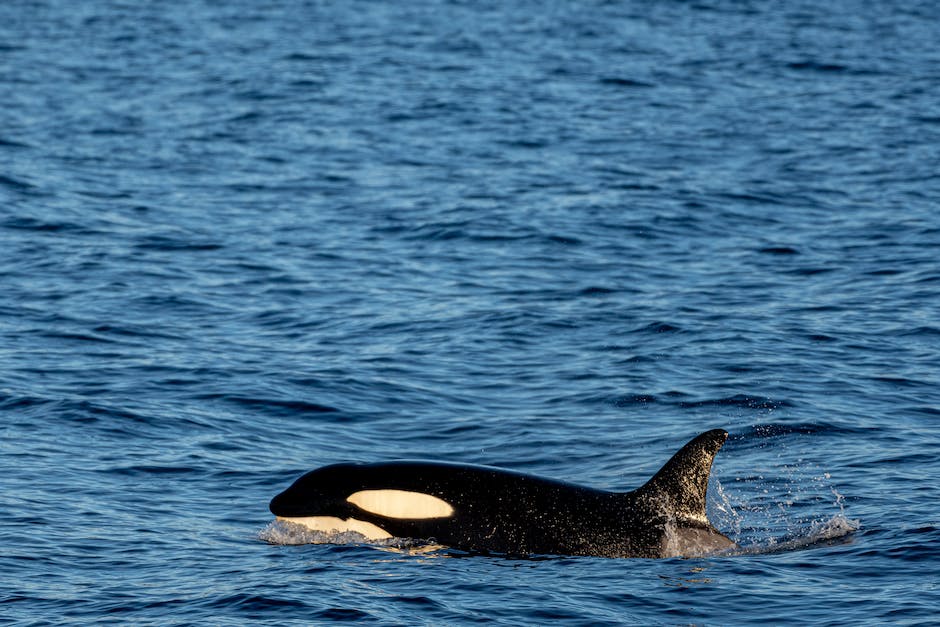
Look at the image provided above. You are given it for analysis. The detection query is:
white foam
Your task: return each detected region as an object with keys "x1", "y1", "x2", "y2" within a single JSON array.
[
  {"x1": 706, "y1": 465, "x2": 861, "y2": 554},
  {"x1": 272, "y1": 515, "x2": 392, "y2": 539},
  {"x1": 730, "y1": 514, "x2": 860, "y2": 556},
  {"x1": 258, "y1": 519, "x2": 442, "y2": 555},
  {"x1": 259, "y1": 519, "x2": 376, "y2": 545}
]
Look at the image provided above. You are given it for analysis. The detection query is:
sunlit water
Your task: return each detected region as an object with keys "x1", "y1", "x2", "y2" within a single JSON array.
[{"x1": 2, "y1": 0, "x2": 939, "y2": 624}]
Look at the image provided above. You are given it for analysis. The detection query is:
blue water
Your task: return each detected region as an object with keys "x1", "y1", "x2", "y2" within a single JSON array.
[{"x1": 2, "y1": 0, "x2": 939, "y2": 624}]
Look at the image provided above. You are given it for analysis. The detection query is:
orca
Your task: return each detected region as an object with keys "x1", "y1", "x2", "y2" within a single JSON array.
[{"x1": 269, "y1": 429, "x2": 734, "y2": 558}]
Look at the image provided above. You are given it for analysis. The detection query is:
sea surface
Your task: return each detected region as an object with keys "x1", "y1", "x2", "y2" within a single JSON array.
[{"x1": 2, "y1": 0, "x2": 939, "y2": 624}]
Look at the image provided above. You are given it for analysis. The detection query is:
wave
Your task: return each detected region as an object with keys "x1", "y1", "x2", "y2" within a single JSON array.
[
  {"x1": 710, "y1": 473, "x2": 860, "y2": 557},
  {"x1": 726, "y1": 515, "x2": 860, "y2": 556},
  {"x1": 609, "y1": 393, "x2": 793, "y2": 410},
  {"x1": 259, "y1": 520, "x2": 440, "y2": 555}
]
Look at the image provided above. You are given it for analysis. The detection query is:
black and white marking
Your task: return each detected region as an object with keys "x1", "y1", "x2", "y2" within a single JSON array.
[{"x1": 269, "y1": 429, "x2": 734, "y2": 558}]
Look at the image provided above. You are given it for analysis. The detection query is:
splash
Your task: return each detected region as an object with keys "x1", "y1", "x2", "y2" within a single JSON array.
[
  {"x1": 259, "y1": 519, "x2": 372, "y2": 546},
  {"x1": 730, "y1": 514, "x2": 860, "y2": 556},
  {"x1": 708, "y1": 474, "x2": 859, "y2": 556},
  {"x1": 710, "y1": 478, "x2": 743, "y2": 538},
  {"x1": 258, "y1": 519, "x2": 442, "y2": 554}
]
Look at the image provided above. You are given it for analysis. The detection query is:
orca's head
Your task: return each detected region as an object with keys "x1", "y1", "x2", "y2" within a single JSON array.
[
  {"x1": 269, "y1": 468, "x2": 331, "y2": 517},
  {"x1": 271, "y1": 463, "x2": 376, "y2": 520},
  {"x1": 269, "y1": 463, "x2": 456, "y2": 541}
]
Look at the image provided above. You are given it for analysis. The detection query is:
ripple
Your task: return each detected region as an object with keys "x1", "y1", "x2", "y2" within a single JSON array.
[
  {"x1": 598, "y1": 77, "x2": 655, "y2": 88},
  {"x1": 206, "y1": 594, "x2": 309, "y2": 611},
  {"x1": 734, "y1": 421, "x2": 862, "y2": 439},
  {"x1": 200, "y1": 394, "x2": 340, "y2": 416},
  {"x1": 633, "y1": 321, "x2": 682, "y2": 334},
  {"x1": 786, "y1": 61, "x2": 849, "y2": 73},
  {"x1": 1, "y1": 216, "x2": 86, "y2": 232},
  {"x1": 311, "y1": 608, "x2": 372, "y2": 621},
  {"x1": 679, "y1": 395, "x2": 794, "y2": 410},
  {"x1": 0, "y1": 175, "x2": 40, "y2": 194},
  {"x1": 758, "y1": 246, "x2": 800, "y2": 255}
]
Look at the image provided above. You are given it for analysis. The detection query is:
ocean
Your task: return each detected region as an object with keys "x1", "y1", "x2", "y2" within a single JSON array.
[{"x1": 1, "y1": 0, "x2": 938, "y2": 624}]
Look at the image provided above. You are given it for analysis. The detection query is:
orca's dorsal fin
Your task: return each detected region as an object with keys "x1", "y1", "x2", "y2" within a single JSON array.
[{"x1": 635, "y1": 429, "x2": 728, "y2": 525}]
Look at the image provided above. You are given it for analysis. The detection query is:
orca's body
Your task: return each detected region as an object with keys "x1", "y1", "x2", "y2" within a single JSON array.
[{"x1": 269, "y1": 429, "x2": 733, "y2": 558}]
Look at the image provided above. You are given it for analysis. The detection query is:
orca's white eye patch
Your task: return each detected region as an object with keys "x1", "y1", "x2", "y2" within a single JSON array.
[{"x1": 346, "y1": 490, "x2": 454, "y2": 519}]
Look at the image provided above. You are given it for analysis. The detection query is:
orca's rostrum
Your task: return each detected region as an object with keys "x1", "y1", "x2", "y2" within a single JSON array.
[{"x1": 269, "y1": 429, "x2": 734, "y2": 558}]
